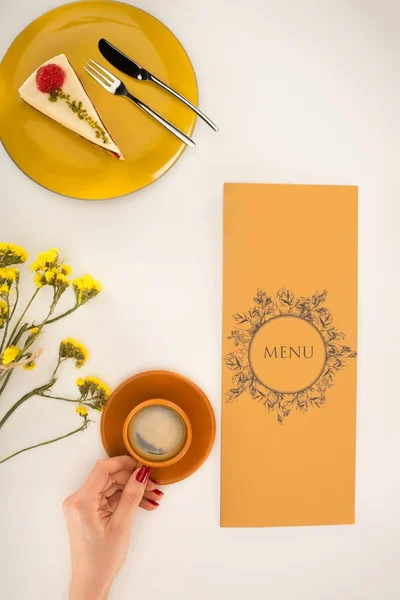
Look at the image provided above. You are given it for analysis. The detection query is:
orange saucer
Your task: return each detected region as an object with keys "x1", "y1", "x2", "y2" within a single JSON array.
[{"x1": 101, "y1": 371, "x2": 216, "y2": 484}]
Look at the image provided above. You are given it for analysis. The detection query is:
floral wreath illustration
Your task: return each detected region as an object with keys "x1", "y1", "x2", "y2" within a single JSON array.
[{"x1": 225, "y1": 288, "x2": 357, "y2": 423}]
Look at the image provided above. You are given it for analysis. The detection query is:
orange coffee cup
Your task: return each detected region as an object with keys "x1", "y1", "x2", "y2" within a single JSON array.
[{"x1": 123, "y1": 398, "x2": 192, "y2": 468}]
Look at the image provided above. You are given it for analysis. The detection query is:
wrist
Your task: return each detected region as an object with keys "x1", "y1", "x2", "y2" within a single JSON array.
[{"x1": 70, "y1": 579, "x2": 111, "y2": 600}]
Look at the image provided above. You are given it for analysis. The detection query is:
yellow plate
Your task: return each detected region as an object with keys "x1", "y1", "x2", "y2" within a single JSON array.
[{"x1": 0, "y1": 1, "x2": 198, "y2": 200}]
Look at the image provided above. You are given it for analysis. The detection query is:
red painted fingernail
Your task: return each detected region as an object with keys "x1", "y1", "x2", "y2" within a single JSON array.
[
  {"x1": 153, "y1": 489, "x2": 163, "y2": 496},
  {"x1": 147, "y1": 498, "x2": 159, "y2": 507},
  {"x1": 150, "y1": 478, "x2": 160, "y2": 485},
  {"x1": 136, "y1": 466, "x2": 151, "y2": 484}
]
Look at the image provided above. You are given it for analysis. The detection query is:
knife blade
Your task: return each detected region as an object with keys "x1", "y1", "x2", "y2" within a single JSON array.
[
  {"x1": 98, "y1": 38, "x2": 218, "y2": 131},
  {"x1": 98, "y1": 39, "x2": 149, "y2": 81}
]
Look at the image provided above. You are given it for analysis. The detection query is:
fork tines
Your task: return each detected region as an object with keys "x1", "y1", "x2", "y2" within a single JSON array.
[
  {"x1": 84, "y1": 58, "x2": 196, "y2": 147},
  {"x1": 84, "y1": 59, "x2": 120, "y2": 93}
]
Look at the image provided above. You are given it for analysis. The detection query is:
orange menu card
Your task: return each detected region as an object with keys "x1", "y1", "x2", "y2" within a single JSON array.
[{"x1": 221, "y1": 184, "x2": 358, "y2": 527}]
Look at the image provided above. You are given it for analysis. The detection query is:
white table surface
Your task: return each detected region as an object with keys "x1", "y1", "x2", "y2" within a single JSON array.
[{"x1": 1, "y1": 0, "x2": 400, "y2": 598}]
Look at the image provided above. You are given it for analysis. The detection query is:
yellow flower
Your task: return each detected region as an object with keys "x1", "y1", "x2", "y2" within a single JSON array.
[
  {"x1": 45, "y1": 268, "x2": 57, "y2": 283},
  {"x1": 1, "y1": 268, "x2": 18, "y2": 281},
  {"x1": 0, "y1": 267, "x2": 19, "y2": 287},
  {"x1": 31, "y1": 251, "x2": 69, "y2": 292},
  {"x1": 34, "y1": 273, "x2": 45, "y2": 288},
  {"x1": 76, "y1": 376, "x2": 111, "y2": 411},
  {"x1": 76, "y1": 405, "x2": 88, "y2": 417},
  {"x1": 0, "y1": 299, "x2": 8, "y2": 315},
  {"x1": 1, "y1": 345, "x2": 20, "y2": 365},
  {"x1": 73, "y1": 274, "x2": 102, "y2": 305},
  {"x1": 0, "y1": 268, "x2": 18, "y2": 296},
  {"x1": 61, "y1": 263, "x2": 72, "y2": 276},
  {"x1": 0, "y1": 243, "x2": 28, "y2": 267},
  {"x1": 23, "y1": 361, "x2": 36, "y2": 370},
  {"x1": 56, "y1": 272, "x2": 68, "y2": 284},
  {"x1": 0, "y1": 300, "x2": 8, "y2": 329},
  {"x1": 86, "y1": 376, "x2": 111, "y2": 398},
  {"x1": 30, "y1": 248, "x2": 59, "y2": 272},
  {"x1": 27, "y1": 326, "x2": 41, "y2": 342},
  {"x1": 59, "y1": 338, "x2": 88, "y2": 368}
]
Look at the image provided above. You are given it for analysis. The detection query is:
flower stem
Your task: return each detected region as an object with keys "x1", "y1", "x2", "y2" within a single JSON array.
[
  {"x1": 0, "y1": 323, "x2": 30, "y2": 397},
  {"x1": 8, "y1": 288, "x2": 40, "y2": 346},
  {"x1": 40, "y1": 394, "x2": 100, "y2": 412},
  {"x1": 51, "y1": 357, "x2": 65, "y2": 380},
  {"x1": 44, "y1": 305, "x2": 79, "y2": 326},
  {"x1": 0, "y1": 370, "x2": 13, "y2": 397},
  {"x1": 0, "y1": 296, "x2": 11, "y2": 356},
  {"x1": 0, "y1": 380, "x2": 55, "y2": 429},
  {"x1": 40, "y1": 393, "x2": 77, "y2": 403},
  {"x1": 12, "y1": 323, "x2": 29, "y2": 346},
  {"x1": 8, "y1": 283, "x2": 20, "y2": 323},
  {"x1": 0, "y1": 423, "x2": 86, "y2": 464},
  {"x1": 17, "y1": 296, "x2": 57, "y2": 362}
]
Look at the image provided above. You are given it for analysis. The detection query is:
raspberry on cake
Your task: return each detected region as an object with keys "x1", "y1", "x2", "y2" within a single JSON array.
[
  {"x1": 19, "y1": 54, "x2": 123, "y2": 159},
  {"x1": 36, "y1": 64, "x2": 66, "y2": 93}
]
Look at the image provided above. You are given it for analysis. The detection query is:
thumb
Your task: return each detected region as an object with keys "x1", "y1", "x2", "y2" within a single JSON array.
[{"x1": 112, "y1": 466, "x2": 150, "y2": 528}]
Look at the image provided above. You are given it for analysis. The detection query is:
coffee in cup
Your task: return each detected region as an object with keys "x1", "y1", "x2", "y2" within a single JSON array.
[{"x1": 123, "y1": 399, "x2": 192, "y2": 468}]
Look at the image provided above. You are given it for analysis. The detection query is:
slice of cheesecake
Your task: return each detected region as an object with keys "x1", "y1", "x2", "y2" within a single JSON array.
[{"x1": 19, "y1": 54, "x2": 123, "y2": 159}]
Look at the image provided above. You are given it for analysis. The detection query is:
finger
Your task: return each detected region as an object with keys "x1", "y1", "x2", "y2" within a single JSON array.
[
  {"x1": 104, "y1": 467, "x2": 157, "y2": 499},
  {"x1": 140, "y1": 497, "x2": 160, "y2": 511},
  {"x1": 99, "y1": 494, "x2": 113, "y2": 512},
  {"x1": 108, "y1": 490, "x2": 122, "y2": 512},
  {"x1": 145, "y1": 478, "x2": 158, "y2": 492},
  {"x1": 99, "y1": 470, "x2": 135, "y2": 498},
  {"x1": 110, "y1": 469, "x2": 134, "y2": 487},
  {"x1": 111, "y1": 466, "x2": 150, "y2": 529},
  {"x1": 143, "y1": 489, "x2": 164, "y2": 502},
  {"x1": 82, "y1": 457, "x2": 137, "y2": 495},
  {"x1": 104, "y1": 472, "x2": 160, "y2": 498},
  {"x1": 107, "y1": 490, "x2": 162, "y2": 512},
  {"x1": 103, "y1": 483, "x2": 125, "y2": 498}
]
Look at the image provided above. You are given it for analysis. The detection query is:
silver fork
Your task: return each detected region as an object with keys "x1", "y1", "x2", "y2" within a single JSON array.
[{"x1": 84, "y1": 59, "x2": 196, "y2": 148}]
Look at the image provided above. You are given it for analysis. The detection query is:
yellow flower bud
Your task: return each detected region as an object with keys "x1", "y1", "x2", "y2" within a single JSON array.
[
  {"x1": 1, "y1": 345, "x2": 20, "y2": 365},
  {"x1": 23, "y1": 361, "x2": 36, "y2": 371},
  {"x1": 76, "y1": 405, "x2": 88, "y2": 417}
]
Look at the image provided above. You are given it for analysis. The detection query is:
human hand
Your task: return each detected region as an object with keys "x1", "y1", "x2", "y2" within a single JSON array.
[{"x1": 63, "y1": 456, "x2": 163, "y2": 600}]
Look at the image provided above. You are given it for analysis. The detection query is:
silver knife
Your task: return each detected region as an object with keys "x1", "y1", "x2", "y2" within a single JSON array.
[{"x1": 98, "y1": 39, "x2": 218, "y2": 132}]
